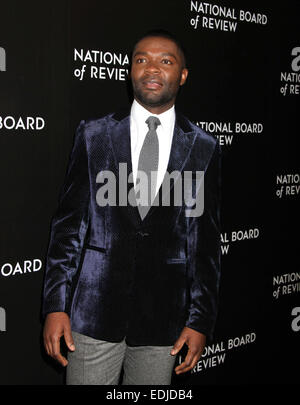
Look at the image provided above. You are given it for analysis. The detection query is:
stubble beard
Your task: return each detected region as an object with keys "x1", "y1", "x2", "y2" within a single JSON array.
[{"x1": 132, "y1": 82, "x2": 177, "y2": 109}]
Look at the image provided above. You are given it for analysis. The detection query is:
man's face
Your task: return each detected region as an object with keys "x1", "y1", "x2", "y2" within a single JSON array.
[{"x1": 131, "y1": 36, "x2": 188, "y2": 114}]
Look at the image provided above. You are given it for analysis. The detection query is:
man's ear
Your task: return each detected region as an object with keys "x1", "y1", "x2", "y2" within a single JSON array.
[{"x1": 180, "y1": 68, "x2": 188, "y2": 86}]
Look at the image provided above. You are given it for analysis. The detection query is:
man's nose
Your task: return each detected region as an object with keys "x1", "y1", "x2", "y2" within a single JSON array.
[{"x1": 145, "y1": 61, "x2": 160, "y2": 74}]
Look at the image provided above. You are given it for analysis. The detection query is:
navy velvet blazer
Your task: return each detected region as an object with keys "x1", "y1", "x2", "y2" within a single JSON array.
[{"x1": 42, "y1": 108, "x2": 221, "y2": 346}]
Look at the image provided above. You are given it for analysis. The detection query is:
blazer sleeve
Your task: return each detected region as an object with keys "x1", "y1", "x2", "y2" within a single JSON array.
[
  {"x1": 185, "y1": 140, "x2": 222, "y2": 340},
  {"x1": 42, "y1": 120, "x2": 90, "y2": 317}
]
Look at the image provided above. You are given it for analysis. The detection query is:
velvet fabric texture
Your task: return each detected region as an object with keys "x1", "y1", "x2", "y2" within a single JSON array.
[{"x1": 42, "y1": 109, "x2": 221, "y2": 346}]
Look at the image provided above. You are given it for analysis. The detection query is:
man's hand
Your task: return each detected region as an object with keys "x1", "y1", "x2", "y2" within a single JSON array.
[
  {"x1": 170, "y1": 326, "x2": 206, "y2": 374},
  {"x1": 43, "y1": 312, "x2": 75, "y2": 367}
]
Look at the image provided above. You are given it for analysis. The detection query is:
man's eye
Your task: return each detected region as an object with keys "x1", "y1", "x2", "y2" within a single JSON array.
[
  {"x1": 162, "y1": 59, "x2": 172, "y2": 65},
  {"x1": 136, "y1": 58, "x2": 146, "y2": 63}
]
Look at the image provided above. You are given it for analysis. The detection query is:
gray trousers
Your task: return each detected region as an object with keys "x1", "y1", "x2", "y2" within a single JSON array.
[{"x1": 66, "y1": 331, "x2": 177, "y2": 385}]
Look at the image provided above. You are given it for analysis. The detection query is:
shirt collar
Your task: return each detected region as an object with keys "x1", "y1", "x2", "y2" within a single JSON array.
[{"x1": 130, "y1": 99, "x2": 175, "y2": 132}]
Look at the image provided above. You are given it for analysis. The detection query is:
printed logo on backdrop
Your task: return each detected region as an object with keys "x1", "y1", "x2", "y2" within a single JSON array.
[
  {"x1": 0, "y1": 307, "x2": 6, "y2": 332},
  {"x1": 291, "y1": 307, "x2": 300, "y2": 332},
  {"x1": 275, "y1": 173, "x2": 300, "y2": 198},
  {"x1": 0, "y1": 47, "x2": 6, "y2": 71},
  {"x1": 73, "y1": 48, "x2": 129, "y2": 81},
  {"x1": 0, "y1": 48, "x2": 46, "y2": 133},
  {"x1": 221, "y1": 227, "x2": 260, "y2": 255},
  {"x1": 178, "y1": 332, "x2": 256, "y2": 373},
  {"x1": 189, "y1": 1, "x2": 267, "y2": 32},
  {"x1": 0, "y1": 116, "x2": 45, "y2": 131},
  {"x1": 195, "y1": 121, "x2": 263, "y2": 146},
  {"x1": 0, "y1": 259, "x2": 42, "y2": 277},
  {"x1": 272, "y1": 272, "x2": 300, "y2": 300},
  {"x1": 280, "y1": 47, "x2": 300, "y2": 96}
]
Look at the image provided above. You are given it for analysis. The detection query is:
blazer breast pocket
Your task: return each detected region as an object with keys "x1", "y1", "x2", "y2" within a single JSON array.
[
  {"x1": 85, "y1": 244, "x2": 106, "y2": 254},
  {"x1": 165, "y1": 258, "x2": 187, "y2": 264}
]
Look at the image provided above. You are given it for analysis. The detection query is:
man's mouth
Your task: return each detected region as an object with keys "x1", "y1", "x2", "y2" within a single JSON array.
[{"x1": 142, "y1": 78, "x2": 163, "y2": 90}]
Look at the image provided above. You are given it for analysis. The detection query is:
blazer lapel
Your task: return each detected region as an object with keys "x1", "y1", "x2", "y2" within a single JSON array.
[{"x1": 109, "y1": 110, "x2": 142, "y2": 227}]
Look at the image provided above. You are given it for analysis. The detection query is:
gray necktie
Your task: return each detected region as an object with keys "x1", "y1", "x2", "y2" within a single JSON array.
[{"x1": 136, "y1": 116, "x2": 161, "y2": 220}]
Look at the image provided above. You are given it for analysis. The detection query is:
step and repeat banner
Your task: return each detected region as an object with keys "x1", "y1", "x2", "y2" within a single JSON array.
[{"x1": 0, "y1": 0, "x2": 299, "y2": 385}]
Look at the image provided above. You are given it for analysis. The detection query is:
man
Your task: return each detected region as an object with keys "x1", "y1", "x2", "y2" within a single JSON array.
[{"x1": 42, "y1": 30, "x2": 221, "y2": 385}]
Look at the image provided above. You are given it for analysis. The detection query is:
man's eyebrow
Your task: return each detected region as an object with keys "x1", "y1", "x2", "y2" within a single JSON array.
[
  {"x1": 133, "y1": 51, "x2": 148, "y2": 58},
  {"x1": 133, "y1": 51, "x2": 178, "y2": 60},
  {"x1": 161, "y1": 52, "x2": 178, "y2": 60}
]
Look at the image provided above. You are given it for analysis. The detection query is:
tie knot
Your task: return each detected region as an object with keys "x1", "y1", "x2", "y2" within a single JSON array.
[{"x1": 146, "y1": 116, "x2": 161, "y2": 131}]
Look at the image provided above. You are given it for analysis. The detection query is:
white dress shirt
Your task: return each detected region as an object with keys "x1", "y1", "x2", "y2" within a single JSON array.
[{"x1": 130, "y1": 99, "x2": 175, "y2": 196}]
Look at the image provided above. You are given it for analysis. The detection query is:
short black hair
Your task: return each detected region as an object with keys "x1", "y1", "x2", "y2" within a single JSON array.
[{"x1": 132, "y1": 29, "x2": 187, "y2": 68}]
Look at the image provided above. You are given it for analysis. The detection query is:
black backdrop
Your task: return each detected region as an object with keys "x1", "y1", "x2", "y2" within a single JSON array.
[{"x1": 0, "y1": 0, "x2": 299, "y2": 386}]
